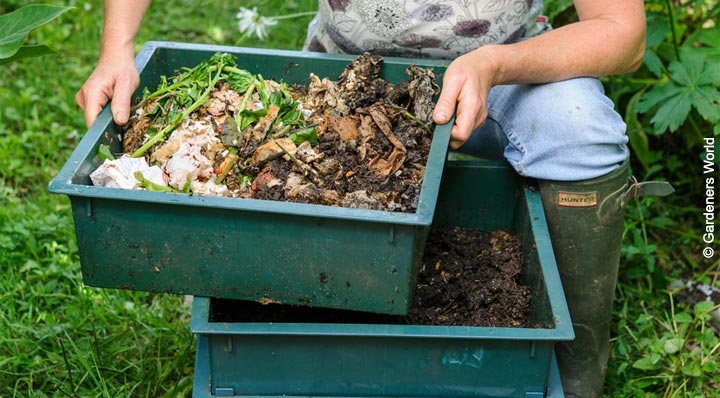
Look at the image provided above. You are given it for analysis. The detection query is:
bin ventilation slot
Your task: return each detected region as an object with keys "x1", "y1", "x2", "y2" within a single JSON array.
[{"x1": 214, "y1": 387, "x2": 235, "y2": 397}]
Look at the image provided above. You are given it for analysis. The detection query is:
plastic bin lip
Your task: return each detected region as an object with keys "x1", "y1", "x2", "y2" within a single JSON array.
[
  {"x1": 190, "y1": 297, "x2": 574, "y2": 341},
  {"x1": 48, "y1": 41, "x2": 452, "y2": 227},
  {"x1": 137, "y1": 40, "x2": 454, "y2": 67}
]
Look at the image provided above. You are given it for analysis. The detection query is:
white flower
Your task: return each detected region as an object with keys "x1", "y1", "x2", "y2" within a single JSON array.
[{"x1": 236, "y1": 7, "x2": 278, "y2": 41}]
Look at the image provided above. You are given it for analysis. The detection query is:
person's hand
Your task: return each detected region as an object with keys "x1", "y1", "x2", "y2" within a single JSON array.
[
  {"x1": 432, "y1": 49, "x2": 499, "y2": 150},
  {"x1": 75, "y1": 50, "x2": 139, "y2": 128}
]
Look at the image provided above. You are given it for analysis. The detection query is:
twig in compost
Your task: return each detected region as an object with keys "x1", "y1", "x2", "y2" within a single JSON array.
[
  {"x1": 387, "y1": 102, "x2": 433, "y2": 133},
  {"x1": 275, "y1": 141, "x2": 320, "y2": 185}
]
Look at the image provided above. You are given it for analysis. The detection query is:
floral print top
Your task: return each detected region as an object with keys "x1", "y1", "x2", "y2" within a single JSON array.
[{"x1": 305, "y1": 0, "x2": 544, "y2": 59}]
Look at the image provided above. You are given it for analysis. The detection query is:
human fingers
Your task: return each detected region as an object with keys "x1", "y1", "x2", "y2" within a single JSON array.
[
  {"x1": 75, "y1": 79, "x2": 109, "y2": 128},
  {"x1": 433, "y1": 72, "x2": 463, "y2": 125},
  {"x1": 110, "y1": 73, "x2": 138, "y2": 126},
  {"x1": 448, "y1": 81, "x2": 487, "y2": 150}
]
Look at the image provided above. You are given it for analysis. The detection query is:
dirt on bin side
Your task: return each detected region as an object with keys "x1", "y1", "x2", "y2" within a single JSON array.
[{"x1": 210, "y1": 227, "x2": 532, "y2": 328}]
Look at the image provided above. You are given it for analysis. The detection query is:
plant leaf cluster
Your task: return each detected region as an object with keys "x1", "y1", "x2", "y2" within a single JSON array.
[
  {"x1": 610, "y1": 281, "x2": 720, "y2": 398},
  {"x1": 637, "y1": 35, "x2": 720, "y2": 136},
  {"x1": 0, "y1": 4, "x2": 72, "y2": 65}
]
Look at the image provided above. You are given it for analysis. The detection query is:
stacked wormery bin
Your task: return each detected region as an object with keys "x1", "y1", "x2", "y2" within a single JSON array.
[{"x1": 50, "y1": 42, "x2": 573, "y2": 398}]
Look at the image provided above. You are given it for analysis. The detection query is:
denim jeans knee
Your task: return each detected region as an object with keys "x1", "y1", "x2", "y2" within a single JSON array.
[{"x1": 460, "y1": 78, "x2": 629, "y2": 181}]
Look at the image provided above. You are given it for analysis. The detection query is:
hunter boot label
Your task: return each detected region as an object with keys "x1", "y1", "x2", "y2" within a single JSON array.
[{"x1": 557, "y1": 191, "x2": 598, "y2": 207}]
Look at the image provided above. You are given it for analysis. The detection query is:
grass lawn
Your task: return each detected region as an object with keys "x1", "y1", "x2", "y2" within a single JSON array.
[{"x1": 1, "y1": 1, "x2": 717, "y2": 397}]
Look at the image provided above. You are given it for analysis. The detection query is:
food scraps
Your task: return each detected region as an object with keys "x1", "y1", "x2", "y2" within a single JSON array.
[{"x1": 90, "y1": 52, "x2": 440, "y2": 213}]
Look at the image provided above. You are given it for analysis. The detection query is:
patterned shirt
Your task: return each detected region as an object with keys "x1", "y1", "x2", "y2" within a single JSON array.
[{"x1": 305, "y1": 0, "x2": 544, "y2": 59}]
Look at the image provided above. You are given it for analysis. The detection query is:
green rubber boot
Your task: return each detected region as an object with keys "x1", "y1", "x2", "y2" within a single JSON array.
[
  {"x1": 538, "y1": 162, "x2": 631, "y2": 398},
  {"x1": 539, "y1": 163, "x2": 673, "y2": 397}
]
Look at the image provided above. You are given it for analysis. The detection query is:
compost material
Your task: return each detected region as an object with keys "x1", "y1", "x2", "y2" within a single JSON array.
[
  {"x1": 210, "y1": 228, "x2": 532, "y2": 328},
  {"x1": 408, "y1": 227, "x2": 531, "y2": 327},
  {"x1": 91, "y1": 52, "x2": 439, "y2": 213}
]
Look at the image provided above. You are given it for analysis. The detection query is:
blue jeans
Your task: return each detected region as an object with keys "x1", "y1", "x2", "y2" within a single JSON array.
[{"x1": 457, "y1": 77, "x2": 629, "y2": 181}]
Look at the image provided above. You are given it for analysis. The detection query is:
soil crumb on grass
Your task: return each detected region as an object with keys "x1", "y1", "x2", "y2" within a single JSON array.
[{"x1": 210, "y1": 227, "x2": 532, "y2": 328}]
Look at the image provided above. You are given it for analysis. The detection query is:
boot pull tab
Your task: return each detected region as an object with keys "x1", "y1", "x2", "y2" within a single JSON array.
[
  {"x1": 597, "y1": 177, "x2": 675, "y2": 225},
  {"x1": 626, "y1": 178, "x2": 676, "y2": 199}
]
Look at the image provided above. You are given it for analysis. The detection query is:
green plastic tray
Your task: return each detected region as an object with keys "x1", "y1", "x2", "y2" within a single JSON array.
[
  {"x1": 190, "y1": 161, "x2": 574, "y2": 398},
  {"x1": 48, "y1": 41, "x2": 451, "y2": 315}
]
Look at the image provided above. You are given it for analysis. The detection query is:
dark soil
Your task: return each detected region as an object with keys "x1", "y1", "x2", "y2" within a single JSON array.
[
  {"x1": 210, "y1": 227, "x2": 532, "y2": 328},
  {"x1": 408, "y1": 227, "x2": 531, "y2": 327}
]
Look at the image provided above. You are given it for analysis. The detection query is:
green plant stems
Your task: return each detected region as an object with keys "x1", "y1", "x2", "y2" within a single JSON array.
[
  {"x1": 133, "y1": 172, "x2": 177, "y2": 192},
  {"x1": 664, "y1": 0, "x2": 680, "y2": 61},
  {"x1": 131, "y1": 67, "x2": 224, "y2": 158},
  {"x1": 387, "y1": 103, "x2": 432, "y2": 133}
]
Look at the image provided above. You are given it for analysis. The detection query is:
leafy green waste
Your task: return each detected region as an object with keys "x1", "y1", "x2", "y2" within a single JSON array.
[{"x1": 130, "y1": 52, "x2": 308, "y2": 158}]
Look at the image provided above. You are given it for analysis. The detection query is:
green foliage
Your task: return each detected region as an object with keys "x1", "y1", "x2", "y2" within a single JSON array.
[
  {"x1": 0, "y1": 4, "x2": 72, "y2": 64},
  {"x1": 609, "y1": 281, "x2": 720, "y2": 398},
  {"x1": 607, "y1": 0, "x2": 720, "y2": 169},
  {"x1": 637, "y1": 36, "x2": 720, "y2": 135}
]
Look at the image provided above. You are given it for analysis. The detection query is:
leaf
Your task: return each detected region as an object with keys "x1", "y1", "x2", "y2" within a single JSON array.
[
  {"x1": 97, "y1": 144, "x2": 115, "y2": 161},
  {"x1": 690, "y1": 27, "x2": 720, "y2": 54},
  {"x1": 669, "y1": 48, "x2": 705, "y2": 86},
  {"x1": 648, "y1": 89, "x2": 692, "y2": 134},
  {"x1": 645, "y1": 14, "x2": 670, "y2": 48},
  {"x1": 625, "y1": 90, "x2": 653, "y2": 169},
  {"x1": 697, "y1": 57, "x2": 720, "y2": 86},
  {"x1": 694, "y1": 300, "x2": 716, "y2": 316},
  {"x1": 690, "y1": 86, "x2": 720, "y2": 123},
  {"x1": 637, "y1": 82, "x2": 681, "y2": 112},
  {"x1": 663, "y1": 338, "x2": 684, "y2": 354},
  {"x1": 0, "y1": 43, "x2": 54, "y2": 65},
  {"x1": 643, "y1": 50, "x2": 664, "y2": 78},
  {"x1": 632, "y1": 355, "x2": 661, "y2": 371},
  {"x1": 0, "y1": 4, "x2": 73, "y2": 59},
  {"x1": 673, "y1": 311, "x2": 693, "y2": 323},
  {"x1": 702, "y1": 360, "x2": 718, "y2": 373},
  {"x1": 617, "y1": 362, "x2": 628, "y2": 375},
  {"x1": 638, "y1": 44, "x2": 720, "y2": 134},
  {"x1": 681, "y1": 362, "x2": 702, "y2": 377},
  {"x1": 288, "y1": 127, "x2": 318, "y2": 145}
]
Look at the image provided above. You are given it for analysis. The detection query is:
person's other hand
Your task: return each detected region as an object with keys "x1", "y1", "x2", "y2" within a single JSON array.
[
  {"x1": 432, "y1": 48, "x2": 499, "y2": 150},
  {"x1": 75, "y1": 50, "x2": 139, "y2": 128}
]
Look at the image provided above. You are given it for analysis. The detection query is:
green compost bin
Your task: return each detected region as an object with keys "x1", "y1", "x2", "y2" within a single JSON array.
[
  {"x1": 190, "y1": 161, "x2": 574, "y2": 398},
  {"x1": 48, "y1": 41, "x2": 451, "y2": 315}
]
